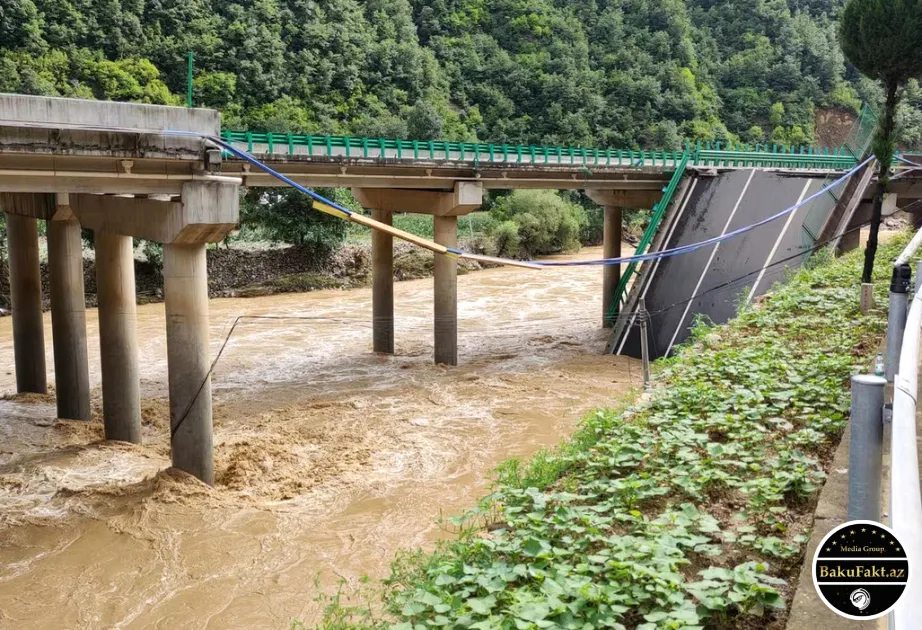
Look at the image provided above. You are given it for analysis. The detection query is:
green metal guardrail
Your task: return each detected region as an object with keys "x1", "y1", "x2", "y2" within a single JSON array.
[
  {"x1": 604, "y1": 151, "x2": 692, "y2": 325},
  {"x1": 221, "y1": 131, "x2": 859, "y2": 171},
  {"x1": 693, "y1": 144, "x2": 856, "y2": 170}
]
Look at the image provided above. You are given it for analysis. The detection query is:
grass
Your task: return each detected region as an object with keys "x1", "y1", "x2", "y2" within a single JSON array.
[{"x1": 304, "y1": 234, "x2": 911, "y2": 630}]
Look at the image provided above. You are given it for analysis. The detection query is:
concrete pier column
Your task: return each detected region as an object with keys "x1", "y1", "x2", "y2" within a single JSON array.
[
  {"x1": 372, "y1": 209, "x2": 394, "y2": 354},
  {"x1": 602, "y1": 206, "x2": 623, "y2": 328},
  {"x1": 163, "y1": 243, "x2": 213, "y2": 484},
  {"x1": 6, "y1": 213, "x2": 46, "y2": 393},
  {"x1": 95, "y1": 232, "x2": 141, "y2": 443},
  {"x1": 48, "y1": 216, "x2": 91, "y2": 419},
  {"x1": 434, "y1": 215, "x2": 458, "y2": 366}
]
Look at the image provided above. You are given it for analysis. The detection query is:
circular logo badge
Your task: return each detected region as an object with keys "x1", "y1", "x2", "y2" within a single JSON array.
[{"x1": 812, "y1": 520, "x2": 909, "y2": 619}]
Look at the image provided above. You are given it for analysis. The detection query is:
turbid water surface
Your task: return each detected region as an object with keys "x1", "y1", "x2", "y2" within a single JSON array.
[{"x1": 0, "y1": 245, "x2": 639, "y2": 629}]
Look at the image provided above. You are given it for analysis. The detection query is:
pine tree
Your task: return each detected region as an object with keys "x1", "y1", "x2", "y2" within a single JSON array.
[{"x1": 840, "y1": 0, "x2": 922, "y2": 282}]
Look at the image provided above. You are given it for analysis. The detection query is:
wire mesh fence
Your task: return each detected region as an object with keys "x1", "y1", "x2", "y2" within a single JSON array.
[{"x1": 801, "y1": 103, "x2": 879, "y2": 249}]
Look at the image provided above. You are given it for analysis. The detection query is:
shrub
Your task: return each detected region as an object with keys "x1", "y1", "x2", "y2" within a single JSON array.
[
  {"x1": 489, "y1": 190, "x2": 587, "y2": 258},
  {"x1": 241, "y1": 187, "x2": 349, "y2": 254},
  {"x1": 490, "y1": 220, "x2": 520, "y2": 258},
  {"x1": 581, "y1": 205, "x2": 604, "y2": 246},
  {"x1": 624, "y1": 207, "x2": 652, "y2": 238}
]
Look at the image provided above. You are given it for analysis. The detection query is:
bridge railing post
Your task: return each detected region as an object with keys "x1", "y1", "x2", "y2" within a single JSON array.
[
  {"x1": 848, "y1": 374, "x2": 886, "y2": 521},
  {"x1": 886, "y1": 264, "x2": 912, "y2": 381}
]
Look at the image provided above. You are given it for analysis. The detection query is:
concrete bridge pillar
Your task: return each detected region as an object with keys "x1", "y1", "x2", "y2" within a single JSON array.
[
  {"x1": 47, "y1": 202, "x2": 92, "y2": 420},
  {"x1": 602, "y1": 206, "x2": 623, "y2": 328},
  {"x1": 71, "y1": 181, "x2": 239, "y2": 483},
  {"x1": 164, "y1": 243, "x2": 213, "y2": 484},
  {"x1": 95, "y1": 231, "x2": 142, "y2": 443},
  {"x1": 587, "y1": 190, "x2": 660, "y2": 328},
  {"x1": 5, "y1": 212, "x2": 47, "y2": 393},
  {"x1": 351, "y1": 182, "x2": 482, "y2": 366},
  {"x1": 434, "y1": 216, "x2": 459, "y2": 366},
  {"x1": 837, "y1": 224, "x2": 861, "y2": 256},
  {"x1": 371, "y1": 209, "x2": 394, "y2": 353}
]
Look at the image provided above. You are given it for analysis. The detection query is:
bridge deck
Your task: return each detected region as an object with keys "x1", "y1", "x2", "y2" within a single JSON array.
[
  {"x1": 221, "y1": 131, "x2": 859, "y2": 191},
  {"x1": 0, "y1": 92, "x2": 864, "y2": 195}
]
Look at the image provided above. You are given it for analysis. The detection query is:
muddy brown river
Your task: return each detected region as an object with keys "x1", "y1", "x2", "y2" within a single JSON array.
[{"x1": 0, "y1": 246, "x2": 639, "y2": 629}]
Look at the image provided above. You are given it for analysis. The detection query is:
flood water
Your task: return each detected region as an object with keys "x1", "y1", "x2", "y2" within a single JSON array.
[{"x1": 0, "y1": 246, "x2": 639, "y2": 629}]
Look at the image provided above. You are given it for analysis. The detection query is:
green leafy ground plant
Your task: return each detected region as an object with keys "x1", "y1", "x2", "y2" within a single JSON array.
[{"x1": 312, "y1": 234, "x2": 911, "y2": 630}]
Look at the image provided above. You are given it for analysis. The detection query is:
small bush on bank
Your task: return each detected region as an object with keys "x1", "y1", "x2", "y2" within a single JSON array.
[
  {"x1": 581, "y1": 205, "x2": 604, "y2": 246},
  {"x1": 624, "y1": 207, "x2": 652, "y2": 239},
  {"x1": 490, "y1": 190, "x2": 587, "y2": 258},
  {"x1": 490, "y1": 220, "x2": 520, "y2": 258}
]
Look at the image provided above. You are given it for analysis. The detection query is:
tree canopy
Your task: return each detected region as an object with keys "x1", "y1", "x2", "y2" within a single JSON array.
[
  {"x1": 839, "y1": 0, "x2": 922, "y2": 282},
  {"x1": 0, "y1": 0, "x2": 910, "y2": 149},
  {"x1": 840, "y1": 0, "x2": 922, "y2": 86}
]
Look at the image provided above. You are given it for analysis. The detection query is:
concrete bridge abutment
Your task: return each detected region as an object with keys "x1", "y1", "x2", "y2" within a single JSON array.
[{"x1": 353, "y1": 182, "x2": 482, "y2": 365}]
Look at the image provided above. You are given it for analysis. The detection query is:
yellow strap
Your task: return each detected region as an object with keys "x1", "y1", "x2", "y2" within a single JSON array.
[
  {"x1": 348, "y1": 212, "x2": 450, "y2": 255},
  {"x1": 323, "y1": 203, "x2": 543, "y2": 269},
  {"x1": 312, "y1": 200, "x2": 352, "y2": 220}
]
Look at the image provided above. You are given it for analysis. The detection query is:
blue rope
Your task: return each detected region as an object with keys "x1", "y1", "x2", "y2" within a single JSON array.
[{"x1": 209, "y1": 137, "x2": 354, "y2": 217}]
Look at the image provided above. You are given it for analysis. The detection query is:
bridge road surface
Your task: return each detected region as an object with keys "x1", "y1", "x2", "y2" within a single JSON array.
[{"x1": 617, "y1": 169, "x2": 830, "y2": 359}]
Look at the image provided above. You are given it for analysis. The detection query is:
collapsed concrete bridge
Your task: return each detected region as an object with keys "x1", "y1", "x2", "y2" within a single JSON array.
[{"x1": 1, "y1": 93, "x2": 917, "y2": 483}]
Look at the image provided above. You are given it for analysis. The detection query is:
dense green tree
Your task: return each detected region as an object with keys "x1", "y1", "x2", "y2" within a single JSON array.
[
  {"x1": 4, "y1": 0, "x2": 922, "y2": 257},
  {"x1": 489, "y1": 190, "x2": 587, "y2": 258},
  {"x1": 3, "y1": 0, "x2": 914, "y2": 150},
  {"x1": 406, "y1": 100, "x2": 443, "y2": 139},
  {"x1": 240, "y1": 187, "x2": 350, "y2": 251},
  {"x1": 840, "y1": 0, "x2": 922, "y2": 282}
]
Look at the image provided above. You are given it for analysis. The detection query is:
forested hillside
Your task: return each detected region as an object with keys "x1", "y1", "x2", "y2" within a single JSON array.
[{"x1": 3, "y1": 0, "x2": 919, "y2": 149}]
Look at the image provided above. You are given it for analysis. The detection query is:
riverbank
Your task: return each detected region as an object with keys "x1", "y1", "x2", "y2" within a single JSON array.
[
  {"x1": 0, "y1": 238, "x2": 498, "y2": 311},
  {"x1": 323, "y1": 236, "x2": 909, "y2": 629}
]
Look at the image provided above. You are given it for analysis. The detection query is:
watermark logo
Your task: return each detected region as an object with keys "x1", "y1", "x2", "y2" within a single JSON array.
[
  {"x1": 812, "y1": 520, "x2": 908, "y2": 619},
  {"x1": 849, "y1": 588, "x2": 871, "y2": 611}
]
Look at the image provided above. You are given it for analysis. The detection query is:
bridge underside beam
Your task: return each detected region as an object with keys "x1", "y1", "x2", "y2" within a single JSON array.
[
  {"x1": 71, "y1": 183, "x2": 239, "y2": 244},
  {"x1": 352, "y1": 182, "x2": 483, "y2": 217},
  {"x1": 238, "y1": 169, "x2": 670, "y2": 192},
  {"x1": 585, "y1": 190, "x2": 662, "y2": 209}
]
